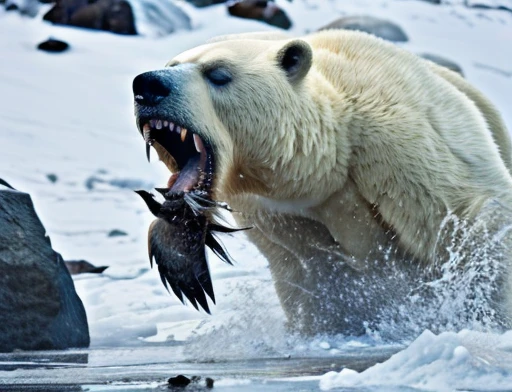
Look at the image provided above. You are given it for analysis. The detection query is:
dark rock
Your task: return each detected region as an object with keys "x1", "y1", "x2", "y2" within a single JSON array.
[
  {"x1": 0, "y1": 180, "x2": 89, "y2": 352},
  {"x1": 4, "y1": 0, "x2": 40, "y2": 16},
  {"x1": 319, "y1": 15, "x2": 408, "y2": 42},
  {"x1": 46, "y1": 173, "x2": 59, "y2": 183},
  {"x1": 105, "y1": 0, "x2": 136, "y2": 34},
  {"x1": 419, "y1": 53, "x2": 464, "y2": 76},
  {"x1": 467, "y1": 0, "x2": 512, "y2": 13},
  {"x1": 65, "y1": 260, "x2": 109, "y2": 275},
  {"x1": 228, "y1": 0, "x2": 292, "y2": 29},
  {"x1": 168, "y1": 375, "x2": 191, "y2": 387},
  {"x1": 167, "y1": 375, "x2": 215, "y2": 389},
  {"x1": 85, "y1": 175, "x2": 152, "y2": 191},
  {"x1": 37, "y1": 38, "x2": 70, "y2": 53},
  {"x1": 184, "y1": 0, "x2": 227, "y2": 7},
  {"x1": 44, "y1": 0, "x2": 136, "y2": 35},
  {"x1": 108, "y1": 229, "x2": 128, "y2": 237}
]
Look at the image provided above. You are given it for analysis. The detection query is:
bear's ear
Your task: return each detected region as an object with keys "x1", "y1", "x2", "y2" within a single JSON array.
[{"x1": 277, "y1": 40, "x2": 312, "y2": 83}]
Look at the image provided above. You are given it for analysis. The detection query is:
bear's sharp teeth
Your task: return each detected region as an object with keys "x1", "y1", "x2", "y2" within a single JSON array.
[
  {"x1": 143, "y1": 123, "x2": 151, "y2": 142},
  {"x1": 169, "y1": 122, "x2": 175, "y2": 132},
  {"x1": 149, "y1": 119, "x2": 156, "y2": 129},
  {"x1": 193, "y1": 133, "x2": 204, "y2": 154},
  {"x1": 163, "y1": 121, "x2": 168, "y2": 127},
  {"x1": 180, "y1": 127, "x2": 187, "y2": 142},
  {"x1": 156, "y1": 120, "x2": 162, "y2": 130}
]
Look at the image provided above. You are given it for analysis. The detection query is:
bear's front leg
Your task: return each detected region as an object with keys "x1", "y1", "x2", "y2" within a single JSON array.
[{"x1": 243, "y1": 212, "x2": 404, "y2": 335}]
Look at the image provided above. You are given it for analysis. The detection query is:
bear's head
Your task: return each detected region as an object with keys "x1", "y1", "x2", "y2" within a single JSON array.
[{"x1": 133, "y1": 35, "x2": 343, "y2": 206}]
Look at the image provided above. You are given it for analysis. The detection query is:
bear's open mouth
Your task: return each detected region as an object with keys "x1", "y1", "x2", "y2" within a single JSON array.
[{"x1": 138, "y1": 118, "x2": 214, "y2": 195}]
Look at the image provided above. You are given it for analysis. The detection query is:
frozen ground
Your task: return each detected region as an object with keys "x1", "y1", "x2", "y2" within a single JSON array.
[{"x1": 1, "y1": 0, "x2": 512, "y2": 390}]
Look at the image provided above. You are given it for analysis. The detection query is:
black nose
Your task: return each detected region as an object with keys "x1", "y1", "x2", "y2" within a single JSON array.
[{"x1": 133, "y1": 71, "x2": 171, "y2": 106}]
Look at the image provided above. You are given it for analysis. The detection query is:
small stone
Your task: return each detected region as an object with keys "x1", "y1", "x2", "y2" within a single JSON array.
[
  {"x1": 108, "y1": 229, "x2": 128, "y2": 237},
  {"x1": 419, "y1": 53, "x2": 464, "y2": 76},
  {"x1": 46, "y1": 173, "x2": 58, "y2": 183},
  {"x1": 183, "y1": 0, "x2": 227, "y2": 7},
  {"x1": 65, "y1": 260, "x2": 109, "y2": 275},
  {"x1": 37, "y1": 39, "x2": 70, "y2": 53},
  {"x1": 168, "y1": 375, "x2": 191, "y2": 387},
  {"x1": 319, "y1": 16, "x2": 408, "y2": 42},
  {"x1": 205, "y1": 377, "x2": 214, "y2": 388}
]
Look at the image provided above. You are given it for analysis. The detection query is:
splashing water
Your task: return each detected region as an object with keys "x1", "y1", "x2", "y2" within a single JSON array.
[{"x1": 184, "y1": 200, "x2": 512, "y2": 360}]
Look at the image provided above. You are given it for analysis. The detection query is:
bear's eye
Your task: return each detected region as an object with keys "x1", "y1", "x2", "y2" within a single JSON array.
[{"x1": 204, "y1": 67, "x2": 232, "y2": 87}]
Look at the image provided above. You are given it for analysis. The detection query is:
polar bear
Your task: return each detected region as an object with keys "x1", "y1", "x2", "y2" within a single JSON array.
[{"x1": 133, "y1": 30, "x2": 512, "y2": 335}]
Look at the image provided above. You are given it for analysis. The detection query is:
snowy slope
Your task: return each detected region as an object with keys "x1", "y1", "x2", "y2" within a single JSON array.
[{"x1": 1, "y1": 0, "x2": 512, "y2": 390}]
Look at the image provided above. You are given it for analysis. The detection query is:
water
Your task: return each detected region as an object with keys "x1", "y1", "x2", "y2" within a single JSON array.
[{"x1": 0, "y1": 345, "x2": 398, "y2": 391}]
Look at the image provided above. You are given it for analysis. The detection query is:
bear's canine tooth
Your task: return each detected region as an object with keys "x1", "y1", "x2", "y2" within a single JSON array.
[
  {"x1": 143, "y1": 123, "x2": 151, "y2": 141},
  {"x1": 180, "y1": 127, "x2": 187, "y2": 142},
  {"x1": 193, "y1": 133, "x2": 204, "y2": 153},
  {"x1": 156, "y1": 120, "x2": 162, "y2": 130}
]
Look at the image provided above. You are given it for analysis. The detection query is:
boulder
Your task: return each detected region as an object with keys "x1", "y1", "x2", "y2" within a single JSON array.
[
  {"x1": 228, "y1": 0, "x2": 292, "y2": 30},
  {"x1": 0, "y1": 180, "x2": 89, "y2": 352},
  {"x1": 419, "y1": 53, "x2": 464, "y2": 76},
  {"x1": 3, "y1": 0, "x2": 39, "y2": 16},
  {"x1": 44, "y1": 0, "x2": 137, "y2": 35},
  {"x1": 319, "y1": 15, "x2": 408, "y2": 42},
  {"x1": 43, "y1": 0, "x2": 192, "y2": 37}
]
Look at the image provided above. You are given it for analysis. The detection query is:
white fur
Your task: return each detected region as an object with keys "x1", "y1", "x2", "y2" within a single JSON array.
[{"x1": 162, "y1": 30, "x2": 512, "y2": 334}]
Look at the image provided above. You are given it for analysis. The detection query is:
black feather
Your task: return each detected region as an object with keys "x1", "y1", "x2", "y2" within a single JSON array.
[
  {"x1": 135, "y1": 190, "x2": 162, "y2": 217},
  {"x1": 205, "y1": 231, "x2": 235, "y2": 265}
]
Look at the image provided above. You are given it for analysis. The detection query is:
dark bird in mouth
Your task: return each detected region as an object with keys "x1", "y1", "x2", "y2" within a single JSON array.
[
  {"x1": 136, "y1": 189, "x2": 247, "y2": 313},
  {"x1": 133, "y1": 71, "x2": 250, "y2": 313}
]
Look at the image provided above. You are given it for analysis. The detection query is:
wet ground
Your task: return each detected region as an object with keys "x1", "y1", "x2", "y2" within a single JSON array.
[{"x1": 0, "y1": 345, "x2": 401, "y2": 391}]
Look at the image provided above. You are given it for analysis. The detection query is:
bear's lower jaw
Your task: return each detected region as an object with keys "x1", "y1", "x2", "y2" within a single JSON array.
[{"x1": 139, "y1": 118, "x2": 215, "y2": 195}]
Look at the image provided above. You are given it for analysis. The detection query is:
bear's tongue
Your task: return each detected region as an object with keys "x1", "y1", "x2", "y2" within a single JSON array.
[{"x1": 168, "y1": 155, "x2": 201, "y2": 193}]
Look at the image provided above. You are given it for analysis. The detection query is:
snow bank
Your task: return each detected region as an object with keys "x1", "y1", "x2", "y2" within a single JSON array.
[{"x1": 320, "y1": 329, "x2": 512, "y2": 391}]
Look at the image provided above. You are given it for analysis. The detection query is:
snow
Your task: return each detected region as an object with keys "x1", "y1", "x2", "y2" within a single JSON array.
[
  {"x1": 320, "y1": 329, "x2": 512, "y2": 391},
  {"x1": 1, "y1": 0, "x2": 512, "y2": 390}
]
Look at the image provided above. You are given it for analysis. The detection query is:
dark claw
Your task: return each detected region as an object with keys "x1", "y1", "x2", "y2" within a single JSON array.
[{"x1": 146, "y1": 143, "x2": 151, "y2": 162}]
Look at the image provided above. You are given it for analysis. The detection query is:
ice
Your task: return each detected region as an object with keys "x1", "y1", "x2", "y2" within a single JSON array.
[{"x1": 320, "y1": 329, "x2": 512, "y2": 391}]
